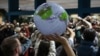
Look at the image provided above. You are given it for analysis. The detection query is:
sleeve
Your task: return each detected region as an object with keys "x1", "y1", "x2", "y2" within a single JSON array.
[
  {"x1": 68, "y1": 37, "x2": 74, "y2": 47},
  {"x1": 48, "y1": 41, "x2": 56, "y2": 56},
  {"x1": 21, "y1": 38, "x2": 32, "y2": 54},
  {"x1": 90, "y1": 46, "x2": 98, "y2": 56}
]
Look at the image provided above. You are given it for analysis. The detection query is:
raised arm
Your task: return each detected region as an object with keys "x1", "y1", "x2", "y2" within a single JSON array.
[
  {"x1": 81, "y1": 19, "x2": 92, "y2": 28},
  {"x1": 41, "y1": 34, "x2": 76, "y2": 56},
  {"x1": 67, "y1": 27, "x2": 75, "y2": 38}
]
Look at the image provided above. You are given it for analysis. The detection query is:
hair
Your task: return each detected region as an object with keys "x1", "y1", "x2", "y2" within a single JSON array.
[
  {"x1": 1, "y1": 37, "x2": 19, "y2": 56},
  {"x1": 83, "y1": 28, "x2": 96, "y2": 42},
  {"x1": 37, "y1": 40, "x2": 50, "y2": 56},
  {"x1": 80, "y1": 26, "x2": 86, "y2": 34}
]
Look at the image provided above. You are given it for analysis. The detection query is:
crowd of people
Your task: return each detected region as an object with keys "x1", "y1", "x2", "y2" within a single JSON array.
[{"x1": 0, "y1": 15, "x2": 100, "y2": 56}]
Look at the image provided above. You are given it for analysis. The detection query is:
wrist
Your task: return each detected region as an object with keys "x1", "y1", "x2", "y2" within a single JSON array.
[{"x1": 60, "y1": 38, "x2": 68, "y2": 46}]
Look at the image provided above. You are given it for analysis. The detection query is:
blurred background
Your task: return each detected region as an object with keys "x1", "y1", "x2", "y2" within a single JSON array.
[{"x1": 0, "y1": 0, "x2": 100, "y2": 23}]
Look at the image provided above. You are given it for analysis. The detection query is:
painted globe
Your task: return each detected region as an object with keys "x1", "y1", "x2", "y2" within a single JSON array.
[{"x1": 33, "y1": 2, "x2": 69, "y2": 35}]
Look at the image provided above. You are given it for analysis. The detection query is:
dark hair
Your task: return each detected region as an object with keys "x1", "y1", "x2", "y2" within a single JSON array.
[
  {"x1": 80, "y1": 26, "x2": 86, "y2": 34},
  {"x1": 37, "y1": 40, "x2": 50, "y2": 56},
  {"x1": 83, "y1": 28, "x2": 96, "y2": 42}
]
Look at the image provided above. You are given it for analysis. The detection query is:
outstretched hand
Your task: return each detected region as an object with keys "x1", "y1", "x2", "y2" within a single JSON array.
[
  {"x1": 40, "y1": 34, "x2": 67, "y2": 45},
  {"x1": 39, "y1": 33, "x2": 75, "y2": 56}
]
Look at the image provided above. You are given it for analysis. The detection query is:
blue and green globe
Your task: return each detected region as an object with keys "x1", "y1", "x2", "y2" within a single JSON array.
[{"x1": 34, "y1": 2, "x2": 69, "y2": 35}]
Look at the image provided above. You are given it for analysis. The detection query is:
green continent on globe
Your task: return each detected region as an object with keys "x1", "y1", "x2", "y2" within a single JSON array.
[
  {"x1": 37, "y1": 6, "x2": 52, "y2": 20},
  {"x1": 59, "y1": 12, "x2": 68, "y2": 21}
]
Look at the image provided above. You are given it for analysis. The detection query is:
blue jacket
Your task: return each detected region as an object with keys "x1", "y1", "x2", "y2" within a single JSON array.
[
  {"x1": 12, "y1": 34, "x2": 32, "y2": 55},
  {"x1": 21, "y1": 38, "x2": 32, "y2": 54},
  {"x1": 76, "y1": 40, "x2": 97, "y2": 56}
]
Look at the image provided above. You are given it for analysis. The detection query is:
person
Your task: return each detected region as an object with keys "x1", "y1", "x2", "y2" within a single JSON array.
[
  {"x1": 1, "y1": 37, "x2": 22, "y2": 56},
  {"x1": 64, "y1": 27, "x2": 75, "y2": 48},
  {"x1": 60, "y1": 27, "x2": 76, "y2": 56},
  {"x1": 32, "y1": 31, "x2": 54, "y2": 56},
  {"x1": 74, "y1": 16, "x2": 92, "y2": 44},
  {"x1": 40, "y1": 33, "x2": 76, "y2": 56},
  {"x1": 1, "y1": 35, "x2": 32, "y2": 56},
  {"x1": 20, "y1": 23, "x2": 30, "y2": 38},
  {"x1": 76, "y1": 28, "x2": 98, "y2": 56}
]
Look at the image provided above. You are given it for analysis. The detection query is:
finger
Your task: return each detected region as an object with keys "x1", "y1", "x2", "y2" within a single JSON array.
[
  {"x1": 39, "y1": 34, "x2": 44, "y2": 39},
  {"x1": 44, "y1": 35, "x2": 54, "y2": 41},
  {"x1": 44, "y1": 35, "x2": 50, "y2": 41},
  {"x1": 47, "y1": 35, "x2": 53, "y2": 40},
  {"x1": 42, "y1": 35, "x2": 47, "y2": 40},
  {"x1": 54, "y1": 33, "x2": 61, "y2": 39},
  {"x1": 49, "y1": 34, "x2": 59, "y2": 41}
]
